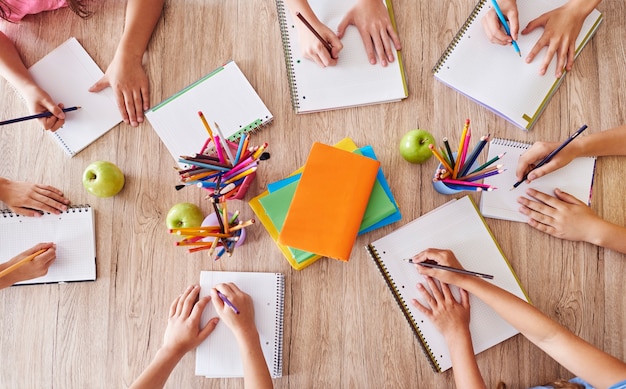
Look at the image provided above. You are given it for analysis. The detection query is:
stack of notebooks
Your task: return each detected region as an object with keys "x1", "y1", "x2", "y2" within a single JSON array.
[{"x1": 249, "y1": 138, "x2": 401, "y2": 270}]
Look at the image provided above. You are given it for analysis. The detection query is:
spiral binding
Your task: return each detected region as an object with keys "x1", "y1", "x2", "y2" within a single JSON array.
[
  {"x1": 365, "y1": 244, "x2": 442, "y2": 373},
  {"x1": 275, "y1": 0, "x2": 300, "y2": 111},
  {"x1": 432, "y1": 0, "x2": 488, "y2": 74},
  {"x1": 0, "y1": 204, "x2": 91, "y2": 218},
  {"x1": 491, "y1": 137, "x2": 532, "y2": 150},
  {"x1": 273, "y1": 273, "x2": 285, "y2": 378},
  {"x1": 52, "y1": 131, "x2": 76, "y2": 157},
  {"x1": 226, "y1": 117, "x2": 275, "y2": 142}
]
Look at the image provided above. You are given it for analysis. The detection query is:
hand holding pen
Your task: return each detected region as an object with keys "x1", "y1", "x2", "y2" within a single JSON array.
[
  {"x1": 210, "y1": 283, "x2": 258, "y2": 339},
  {"x1": 294, "y1": 12, "x2": 343, "y2": 67},
  {"x1": 484, "y1": 0, "x2": 521, "y2": 56}
]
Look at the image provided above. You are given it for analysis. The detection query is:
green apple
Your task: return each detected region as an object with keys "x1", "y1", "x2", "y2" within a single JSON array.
[
  {"x1": 166, "y1": 202, "x2": 204, "y2": 229},
  {"x1": 82, "y1": 161, "x2": 125, "y2": 197},
  {"x1": 399, "y1": 129, "x2": 436, "y2": 164}
]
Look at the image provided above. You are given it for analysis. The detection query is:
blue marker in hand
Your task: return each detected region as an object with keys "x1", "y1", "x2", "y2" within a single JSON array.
[{"x1": 490, "y1": 0, "x2": 521, "y2": 57}]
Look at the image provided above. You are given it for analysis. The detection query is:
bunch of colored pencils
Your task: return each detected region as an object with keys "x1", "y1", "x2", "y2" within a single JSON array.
[
  {"x1": 430, "y1": 119, "x2": 505, "y2": 192},
  {"x1": 169, "y1": 202, "x2": 255, "y2": 260},
  {"x1": 174, "y1": 111, "x2": 269, "y2": 200}
]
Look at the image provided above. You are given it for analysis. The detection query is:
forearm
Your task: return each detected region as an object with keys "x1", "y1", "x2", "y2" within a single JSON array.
[
  {"x1": 116, "y1": 0, "x2": 164, "y2": 61},
  {"x1": 0, "y1": 32, "x2": 38, "y2": 93},
  {"x1": 574, "y1": 124, "x2": 626, "y2": 158},
  {"x1": 563, "y1": 0, "x2": 602, "y2": 19},
  {"x1": 588, "y1": 219, "x2": 626, "y2": 254},
  {"x1": 129, "y1": 347, "x2": 184, "y2": 389},
  {"x1": 446, "y1": 330, "x2": 487, "y2": 389},
  {"x1": 236, "y1": 331, "x2": 273, "y2": 389},
  {"x1": 284, "y1": 0, "x2": 318, "y2": 21}
]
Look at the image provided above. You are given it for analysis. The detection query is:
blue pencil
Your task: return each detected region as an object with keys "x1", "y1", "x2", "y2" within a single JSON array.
[
  {"x1": 490, "y1": 0, "x2": 521, "y2": 56},
  {"x1": 234, "y1": 133, "x2": 247, "y2": 165},
  {"x1": 0, "y1": 106, "x2": 80, "y2": 126}
]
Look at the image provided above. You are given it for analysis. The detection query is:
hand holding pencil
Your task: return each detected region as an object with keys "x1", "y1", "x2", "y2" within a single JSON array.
[
  {"x1": 0, "y1": 243, "x2": 56, "y2": 288},
  {"x1": 515, "y1": 139, "x2": 581, "y2": 184},
  {"x1": 293, "y1": 11, "x2": 343, "y2": 67}
]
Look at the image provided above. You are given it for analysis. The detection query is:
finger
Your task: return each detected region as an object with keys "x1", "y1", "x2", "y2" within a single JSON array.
[
  {"x1": 27, "y1": 193, "x2": 66, "y2": 215},
  {"x1": 176, "y1": 285, "x2": 194, "y2": 316},
  {"x1": 10, "y1": 206, "x2": 41, "y2": 217},
  {"x1": 525, "y1": 188, "x2": 563, "y2": 209},
  {"x1": 554, "y1": 45, "x2": 569, "y2": 78},
  {"x1": 123, "y1": 91, "x2": 139, "y2": 127},
  {"x1": 169, "y1": 295, "x2": 181, "y2": 317},
  {"x1": 33, "y1": 185, "x2": 69, "y2": 205},
  {"x1": 360, "y1": 32, "x2": 377, "y2": 65},
  {"x1": 190, "y1": 295, "x2": 212, "y2": 322},
  {"x1": 387, "y1": 25, "x2": 401, "y2": 51},
  {"x1": 459, "y1": 288, "x2": 470, "y2": 309},
  {"x1": 180, "y1": 285, "x2": 201, "y2": 317},
  {"x1": 199, "y1": 317, "x2": 220, "y2": 340},
  {"x1": 565, "y1": 43, "x2": 575, "y2": 72},
  {"x1": 506, "y1": 8, "x2": 520, "y2": 40},
  {"x1": 411, "y1": 296, "x2": 433, "y2": 318},
  {"x1": 370, "y1": 31, "x2": 388, "y2": 66},
  {"x1": 23, "y1": 242, "x2": 55, "y2": 256},
  {"x1": 336, "y1": 13, "x2": 351, "y2": 39},
  {"x1": 141, "y1": 83, "x2": 150, "y2": 112},
  {"x1": 415, "y1": 283, "x2": 437, "y2": 309},
  {"x1": 88, "y1": 78, "x2": 108, "y2": 93},
  {"x1": 440, "y1": 282, "x2": 455, "y2": 302},
  {"x1": 210, "y1": 288, "x2": 224, "y2": 310},
  {"x1": 113, "y1": 89, "x2": 130, "y2": 125},
  {"x1": 537, "y1": 44, "x2": 557, "y2": 76},
  {"x1": 425, "y1": 276, "x2": 444, "y2": 302},
  {"x1": 133, "y1": 89, "x2": 145, "y2": 123},
  {"x1": 379, "y1": 30, "x2": 395, "y2": 64},
  {"x1": 553, "y1": 188, "x2": 584, "y2": 205}
]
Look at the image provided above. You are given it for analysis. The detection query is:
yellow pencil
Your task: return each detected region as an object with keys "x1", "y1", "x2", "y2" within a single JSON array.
[
  {"x1": 224, "y1": 166, "x2": 257, "y2": 184},
  {"x1": 453, "y1": 119, "x2": 470, "y2": 178},
  {"x1": 198, "y1": 111, "x2": 216, "y2": 147},
  {"x1": 0, "y1": 248, "x2": 47, "y2": 279}
]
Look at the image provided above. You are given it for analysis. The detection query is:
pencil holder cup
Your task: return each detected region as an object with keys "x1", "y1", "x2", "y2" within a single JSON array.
[
  {"x1": 202, "y1": 212, "x2": 246, "y2": 247},
  {"x1": 432, "y1": 153, "x2": 480, "y2": 195}
]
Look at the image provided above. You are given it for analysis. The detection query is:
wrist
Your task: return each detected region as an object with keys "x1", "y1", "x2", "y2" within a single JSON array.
[
  {"x1": 564, "y1": 0, "x2": 600, "y2": 19},
  {"x1": 156, "y1": 344, "x2": 187, "y2": 362}
]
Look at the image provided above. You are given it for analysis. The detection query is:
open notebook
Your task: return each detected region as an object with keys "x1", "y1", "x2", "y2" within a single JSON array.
[
  {"x1": 0, "y1": 205, "x2": 96, "y2": 285},
  {"x1": 196, "y1": 271, "x2": 284, "y2": 378},
  {"x1": 479, "y1": 138, "x2": 596, "y2": 222},
  {"x1": 365, "y1": 196, "x2": 529, "y2": 372},
  {"x1": 275, "y1": 0, "x2": 408, "y2": 113},
  {"x1": 29, "y1": 37, "x2": 122, "y2": 156},
  {"x1": 146, "y1": 60, "x2": 273, "y2": 162},
  {"x1": 432, "y1": 0, "x2": 602, "y2": 130}
]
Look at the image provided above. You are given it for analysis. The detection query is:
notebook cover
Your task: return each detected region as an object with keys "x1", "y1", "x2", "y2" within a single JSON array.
[{"x1": 278, "y1": 142, "x2": 380, "y2": 261}]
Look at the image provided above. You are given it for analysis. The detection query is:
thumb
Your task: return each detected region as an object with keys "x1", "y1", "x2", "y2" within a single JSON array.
[
  {"x1": 89, "y1": 76, "x2": 109, "y2": 93},
  {"x1": 41, "y1": 100, "x2": 65, "y2": 120},
  {"x1": 336, "y1": 12, "x2": 352, "y2": 38},
  {"x1": 199, "y1": 317, "x2": 219, "y2": 340}
]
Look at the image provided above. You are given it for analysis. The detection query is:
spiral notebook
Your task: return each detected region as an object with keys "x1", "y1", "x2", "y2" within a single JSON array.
[
  {"x1": 365, "y1": 196, "x2": 529, "y2": 373},
  {"x1": 0, "y1": 205, "x2": 96, "y2": 285},
  {"x1": 275, "y1": 0, "x2": 408, "y2": 113},
  {"x1": 432, "y1": 0, "x2": 602, "y2": 130},
  {"x1": 479, "y1": 138, "x2": 596, "y2": 222},
  {"x1": 196, "y1": 271, "x2": 284, "y2": 378},
  {"x1": 28, "y1": 37, "x2": 122, "y2": 156},
  {"x1": 146, "y1": 60, "x2": 273, "y2": 162}
]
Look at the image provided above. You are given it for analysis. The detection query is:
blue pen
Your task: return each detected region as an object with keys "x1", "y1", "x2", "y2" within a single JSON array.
[{"x1": 490, "y1": 0, "x2": 521, "y2": 57}]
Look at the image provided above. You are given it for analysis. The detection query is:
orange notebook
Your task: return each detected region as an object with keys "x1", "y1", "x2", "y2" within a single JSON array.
[{"x1": 278, "y1": 142, "x2": 380, "y2": 261}]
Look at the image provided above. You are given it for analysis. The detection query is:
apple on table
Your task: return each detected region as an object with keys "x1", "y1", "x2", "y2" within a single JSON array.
[
  {"x1": 399, "y1": 129, "x2": 436, "y2": 164},
  {"x1": 166, "y1": 202, "x2": 204, "y2": 229},
  {"x1": 82, "y1": 161, "x2": 125, "y2": 198}
]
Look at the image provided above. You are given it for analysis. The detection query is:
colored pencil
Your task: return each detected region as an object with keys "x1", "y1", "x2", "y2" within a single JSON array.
[
  {"x1": 198, "y1": 111, "x2": 217, "y2": 147},
  {"x1": 458, "y1": 164, "x2": 502, "y2": 181},
  {"x1": 295, "y1": 12, "x2": 333, "y2": 55},
  {"x1": 459, "y1": 134, "x2": 489, "y2": 177},
  {"x1": 453, "y1": 119, "x2": 470, "y2": 178},
  {"x1": 441, "y1": 178, "x2": 493, "y2": 189},
  {"x1": 213, "y1": 123, "x2": 236, "y2": 165},
  {"x1": 0, "y1": 249, "x2": 47, "y2": 279},
  {"x1": 428, "y1": 144, "x2": 453, "y2": 173},
  {"x1": 0, "y1": 106, "x2": 80, "y2": 126},
  {"x1": 464, "y1": 168, "x2": 505, "y2": 182},
  {"x1": 458, "y1": 126, "x2": 472, "y2": 174},
  {"x1": 404, "y1": 258, "x2": 494, "y2": 279},
  {"x1": 443, "y1": 137, "x2": 455, "y2": 167},
  {"x1": 234, "y1": 133, "x2": 247, "y2": 164},
  {"x1": 469, "y1": 152, "x2": 506, "y2": 174}
]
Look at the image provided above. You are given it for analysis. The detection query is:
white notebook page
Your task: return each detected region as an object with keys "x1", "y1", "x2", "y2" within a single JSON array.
[
  {"x1": 0, "y1": 206, "x2": 96, "y2": 284},
  {"x1": 29, "y1": 37, "x2": 122, "y2": 156},
  {"x1": 278, "y1": 0, "x2": 407, "y2": 113},
  {"x1": 367, "y1": 196, "x2": 527, "y2": 372},
  {"x1": 433, "y1": 0, "x2": 602, "y2": 130},
  {"x1": 196, "y1": 271, "x2": 284, "y2": 378},
  {"x1": 479, "y1": 138, "x2": 596, "y2": 222}
]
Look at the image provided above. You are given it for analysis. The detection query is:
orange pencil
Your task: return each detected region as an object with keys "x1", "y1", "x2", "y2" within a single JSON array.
[
  {"x1": 198, "y1": 111, "x2": 216, "y2": 147},
  {"x1": 428, "y1": 144, "x2": 453, "y2": 173}
]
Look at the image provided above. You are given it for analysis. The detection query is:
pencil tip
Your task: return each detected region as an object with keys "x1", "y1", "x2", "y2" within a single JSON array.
[{"x1": 175, "y1": 185, "x2": 185, "y2": 191}]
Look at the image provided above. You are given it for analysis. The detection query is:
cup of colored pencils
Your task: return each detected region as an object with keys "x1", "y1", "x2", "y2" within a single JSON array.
[
  {"x1": 430, "y1": 119, "x2": 504, "y2": 194},
  {"x1": 169, "y1": 205, "x2": 255, "y2": 260},
  {"x1": 174, "y1": 112, "x2": 270, "y2": 200}
]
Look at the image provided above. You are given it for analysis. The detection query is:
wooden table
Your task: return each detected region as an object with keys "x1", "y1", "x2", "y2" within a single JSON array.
[{"x1": 1, "y1": 1, "x2": 625, "y2": 387}]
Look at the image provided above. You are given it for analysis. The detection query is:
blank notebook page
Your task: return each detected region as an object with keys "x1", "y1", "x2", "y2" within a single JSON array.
[
  {"x1": 433, "y1": 0, "x2": 602, "y2": 130},
  {"x1": 479, "y1": 138, "x2": 596, "y2": 222},
  {"x1": 196, "y1": 271, "x2": 284, "y2": 378},
  {"x1": 29, "y1": 37, "x2": 122, "y2": 156},
  {"x1": 367, "y1": 196, "x2": 528, "y2": 372},
  {"x1": 277, "y1": 0, "x2": 407, "y2": 113},
  {"x1": 0, "y1": 206, "x2": 96, "y2": 284}
]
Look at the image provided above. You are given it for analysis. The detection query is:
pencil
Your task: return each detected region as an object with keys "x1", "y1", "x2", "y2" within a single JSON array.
[
  {"x1": 464, "y1": 168, "x2": 505, "y2": 182},
  {"x1": 428, "y1": 144, "x2": 453, "y2": 173},
  {"x1": 217, "y1": 290, "x2": 240, "y2": 314},
  {"x1": 453, "y1": 119, "x2": 470, "y2": 178},
  {"x1": 0, "y1": 248, "x2": 47, "y2": 279},
  {"x1": 214, "y1": 123, "x2": 236, "y2": 165},
  {"x1": 234, "y1": 133, "x2": 247, "y2": 164},
  {"x1": 457, "y1": 164, "x2": 502, "y2": 181},
  {"x1": 458, "y1": 126, "x2": 472, "y2": 174},
  {"x1": 441, "y1": 178, "x2": 494, "y2": 189},
  {"x1": 459, "y1": 134, "x2": 489, "y2": 177},
  {"x1": 443, "y1": 137, "x2": 455, "y2": 167},
  {"x1": 0, "y1": 106, "x2": 81, "y2": 126},
  {"x1": 469, "y1": 152, "x2": 506, "y2": 174},
  {"x1": 490, "y1": 0, "x2": 521, "y2": 57},
  {"x1": 198, "y1": 111, "x2": 217, "y2": 147},
  {"x1": 511, "y1": 124, "x2": 589, "y2": 190},
  {"x1": 295, "y1": 12, "x2": 333, "y2": 55},
  {"x1": 403, "y1": 258, "x2": 494, "y2": 279}
]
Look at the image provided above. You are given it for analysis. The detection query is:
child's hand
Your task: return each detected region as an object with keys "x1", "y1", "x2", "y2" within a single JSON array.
[
  {"x1": 515, "y1": 140, "x2": 578, "y2": 183},
  {"x1": 411, "y1": 276, "x2": 471, "y2": 340},
  {"x1": 89, "y1": 51, "x2": 150, "y2": 127},
  {"x1": 518, "y1": 188, "x2": 602, "y2": 242},
  {"x1": 411, "y1": 248, "x2": 467, "y2": 285},
  {"x1": 481, "y1": 0, "x2": 520, "y2": 45},
  {"x1": 0, "y1": 178, "x2": 70, "y2": 216},
  {"x1": 210, "y1": 283, "x2": 258, "y2": 342},
  {"x1": 295, "y1": 18, "x2": 343, "y2": 67},
  {"x1": 337, "y1": 0, "x2": 402, "y2": 67},
  {"x1": 522, "y1": 3, "x2": 588, "y2": 77},
  {"x1": 2, "y1": 243, "x2": 56, "y2": 285},
  {"x1": 21, "y1": 85, "x2": 66, "y2": 131},
  {"x1": 161, "y1": 285, "x2": 219, "y2": 358}
]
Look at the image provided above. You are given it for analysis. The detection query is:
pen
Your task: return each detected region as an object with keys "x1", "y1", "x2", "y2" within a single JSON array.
[
  {"x1": 217, "y1": 291, "x2": 240, "y2": 314},
  {"x1": 0, "y1": 248, "x2": 47, "y2": 279},
  {"x1": 490, "y1": 0, "x2": 521, "y2": 57},
  {"x1": 295, "y1": 12, "x2": 333, "y2": 57},
  {"x1": 511, "y1": 124, "x2": 588, "y2": 190},
  {"x1": 0, "y1": 106, "x2": 81, "y2": 126},
  {"x1": 404, "y1": 258, "x2": 494, "y2": 280}
]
